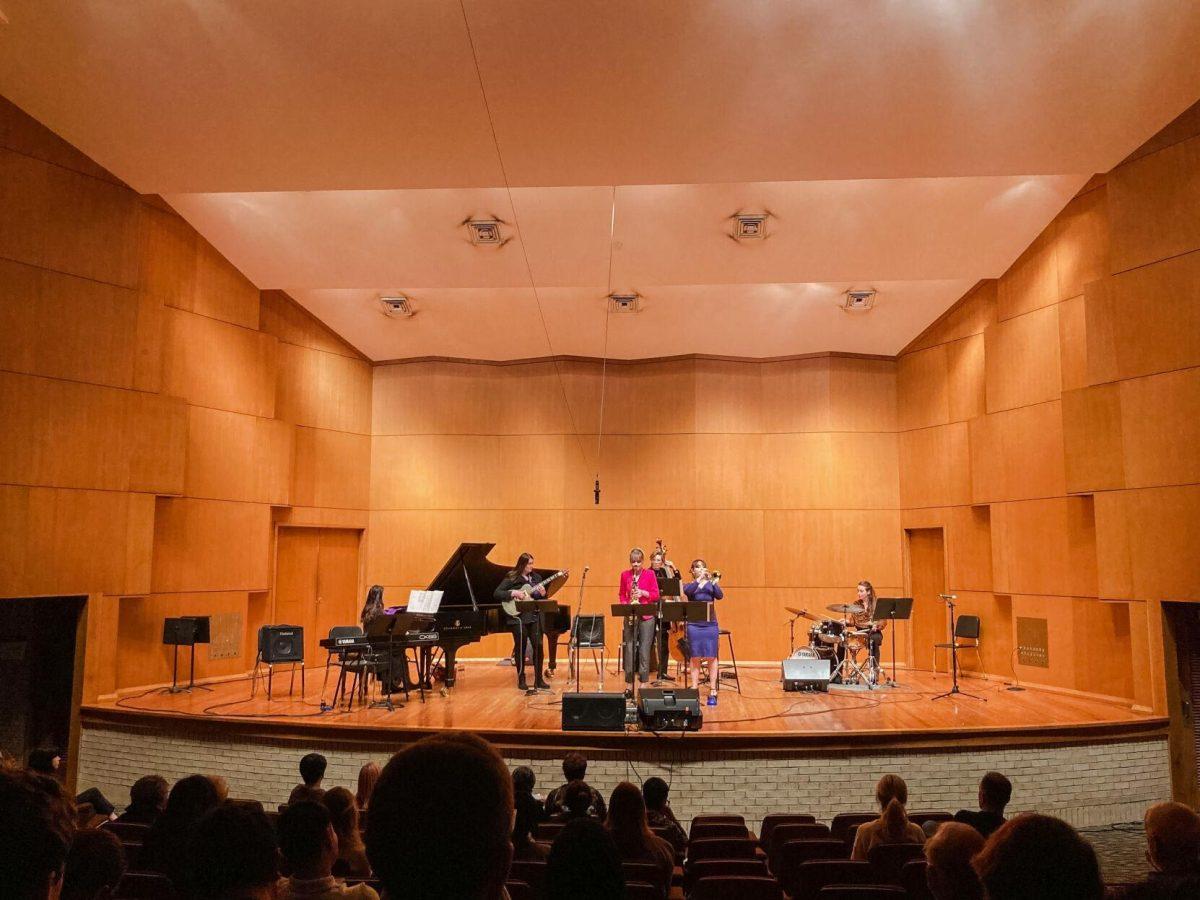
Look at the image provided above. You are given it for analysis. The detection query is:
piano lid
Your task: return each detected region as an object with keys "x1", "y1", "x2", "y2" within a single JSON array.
[{"x1": 426, "y1": 542, "x2": 565, "y2": 610}]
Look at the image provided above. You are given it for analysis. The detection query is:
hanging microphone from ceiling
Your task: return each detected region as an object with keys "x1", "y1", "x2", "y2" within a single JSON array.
[{"x1": 594, "y1": 477, "x2": 601, "y2": 505}]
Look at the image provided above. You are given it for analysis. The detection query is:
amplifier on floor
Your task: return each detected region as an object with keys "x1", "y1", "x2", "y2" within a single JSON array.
[
  {"x1": 562, "y1": 692, "x2": 627, "y2": 732},
  {"x1": 259, "y1": 624, "x2": 304, "y2": 663},
  {"x1": 782, "y1": 656, "x2": 831, "y2": 692},
  {"x1": 637, "y1": 688, "x2": 703, "y2": 732}
]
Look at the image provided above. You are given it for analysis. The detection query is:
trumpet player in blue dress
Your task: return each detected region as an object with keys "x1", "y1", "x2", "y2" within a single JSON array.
[{"x1": 682, "y1": 559, "x2": 723, "y2": 706}]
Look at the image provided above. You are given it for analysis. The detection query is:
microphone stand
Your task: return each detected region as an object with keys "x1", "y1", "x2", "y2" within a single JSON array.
[
  {"x1": 572, "y1": 567, "x2": 590, "y2": 694},
  {"x1": 932, "y1": 595, "x2": 984, "y2": 702}
]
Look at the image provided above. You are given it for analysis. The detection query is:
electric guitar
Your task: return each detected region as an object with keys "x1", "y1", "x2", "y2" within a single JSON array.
[{"x1": 501, "y1": 569, "x2": 569, "y2": 617}]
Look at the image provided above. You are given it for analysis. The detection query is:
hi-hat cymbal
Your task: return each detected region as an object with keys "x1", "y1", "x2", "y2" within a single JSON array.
[{"x1": 826, "y1": 603, "x2": 865, "y2": 614}]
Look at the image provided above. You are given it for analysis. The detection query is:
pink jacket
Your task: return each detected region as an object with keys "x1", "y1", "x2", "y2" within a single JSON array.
[{"x1": 618, "y1": 568, "x2": 660, "y2": 621}]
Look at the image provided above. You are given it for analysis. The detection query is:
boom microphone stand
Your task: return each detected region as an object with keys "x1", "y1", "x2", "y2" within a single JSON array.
[
  {"x1": 572, "y1": 566, "x2": 590, "y2": 694},
  {"x1": 932, "y1": 594, "x2": 985, "y2": 702}
]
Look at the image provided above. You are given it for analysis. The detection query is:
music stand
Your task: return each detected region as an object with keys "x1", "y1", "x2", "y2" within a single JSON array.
[
  {"x1": 161, "y1": 617, "x2": 196, "y2": 694},
  {"x1": 651, "y1": 581, "x2": 682, "y2": 685},
  {"x1": 365, "y1": 614, "x2": 404, "y2": 712},
  {"x1": 873, "y1": 598, "x2": 912, "y2": 689},
  {"x1": 516, "y1": 599, "x2": 559, "y2": 694}
]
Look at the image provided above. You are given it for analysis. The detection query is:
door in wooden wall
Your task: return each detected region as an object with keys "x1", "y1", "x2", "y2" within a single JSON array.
[
  {"x1": 274, "y1": 528, "x2": 361, "y2": 666},
  {"x1": 906, "y1": 528, "x2": 946, "y2": 673}
]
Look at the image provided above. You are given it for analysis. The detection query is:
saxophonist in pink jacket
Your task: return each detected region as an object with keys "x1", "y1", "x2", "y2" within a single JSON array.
[{"x1": 618, "y1": 547, "x2": 660, "y2": 696}]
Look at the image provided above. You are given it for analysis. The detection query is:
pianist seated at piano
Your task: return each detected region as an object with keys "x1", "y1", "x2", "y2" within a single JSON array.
[
  {"x1": 358, "y1": 584, "x2": 414, "y2": 693},
  {"x1": 494, "y1": 552, "x2": 552, "y2": 693}
]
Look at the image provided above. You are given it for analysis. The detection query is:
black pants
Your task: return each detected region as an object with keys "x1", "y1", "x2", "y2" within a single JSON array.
[{"x1": 510, "y1": 614, "x2": 544, "y2": 687}]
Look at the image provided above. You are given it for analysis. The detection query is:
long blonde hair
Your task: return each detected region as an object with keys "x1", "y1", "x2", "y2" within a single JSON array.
[{"x1": 876, "y1": 774, "x2": 911, "y2": 838}]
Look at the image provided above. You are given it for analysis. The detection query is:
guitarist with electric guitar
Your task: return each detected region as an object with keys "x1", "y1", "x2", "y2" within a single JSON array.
[{"x1": 493, "y1": 552, "x2": 569, "y2": 693}]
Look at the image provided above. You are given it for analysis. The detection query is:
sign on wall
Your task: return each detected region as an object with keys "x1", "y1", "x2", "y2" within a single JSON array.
[{"x1": 1016, "y1": 616, "x2": 1049, "y2": 668}]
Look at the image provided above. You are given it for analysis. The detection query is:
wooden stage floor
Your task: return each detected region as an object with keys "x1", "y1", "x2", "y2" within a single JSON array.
[{"x1": 84, "y1": 662, "x2": 1165, "y2": 752}]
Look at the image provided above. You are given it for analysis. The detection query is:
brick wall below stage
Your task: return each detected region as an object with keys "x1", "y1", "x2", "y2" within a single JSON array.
[{"x1": 78, "y1": 724, "x2": 1169, "y2": 829}]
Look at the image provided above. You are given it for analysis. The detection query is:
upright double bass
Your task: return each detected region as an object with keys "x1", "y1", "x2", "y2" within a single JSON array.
[{"x1": 656, "y1": 538, "x2": 688, "y2": 664}]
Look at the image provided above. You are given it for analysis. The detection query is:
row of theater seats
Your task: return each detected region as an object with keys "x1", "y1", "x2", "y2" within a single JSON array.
[{"x1": 101, "y1": 810, "x2": 943, "y2": 900}]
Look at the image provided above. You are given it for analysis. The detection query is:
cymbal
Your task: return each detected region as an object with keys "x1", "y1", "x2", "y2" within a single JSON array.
[
  {"x1": 827, "y1": 603, "x2": 865, "y2": 614},
  {"x1": 785, "y1": 606, "x2": 806, "y2": 616}
]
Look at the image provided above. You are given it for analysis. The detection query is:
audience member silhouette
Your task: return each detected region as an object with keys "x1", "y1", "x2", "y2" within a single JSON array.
[
  {"x1": 851, "y1": 773, "x2": 925, "y2": 859},
  {"x1": 605, "y1": 782, "x2": 673, "y2": 899},
  {"x1": 924, "y1": 821, "x2": 984, "y2": 900},
  {"x1": 366, "y1": 732, "x2": 513, "y2": 900},
  {"x1": 139, "y1": 773, "x2": 221, "y2": 887},
  {"x1": 1109, "y1": 801, "x2": 1200, "y2": 900},
  {"x1": 355, "y1": 761, "x2": 380, "y2": 812},
  {"x1": 545, "y1": 752, "x2": 607, "y2": 819},
  {"x1": 954, "y1": 771, "x2": 1012, "y2": 839},
  {"x1": 0, "y1": 764, "x2": 75, "y2": 900},
  {"x1": 189, "y1": 801, "x2": 281, "y2": 900},
  {"x1": 546, "y1": 817, "x2": 625, "y2": 900},
  {"x1": 115, "y1": 774, "x2": 168, "y2": 826},
  {"x1": 973, "y1": 813, "x2": 1104, "y2": 900},
  {"x1": 290, "y1": 752, "x2": 329, "y2": 806},
  {"x1": 641, "y1": 777, "x2": 686, "y2": 854},
  {"x1": 322, "y1": 787, "x2": 371, "y2": 877},
  {"x1": 278, "y1": 800, "x2": 377, "y2": 899},
  {"x1": 61, "y1": 827, "x2": 125, "y2": 900}
]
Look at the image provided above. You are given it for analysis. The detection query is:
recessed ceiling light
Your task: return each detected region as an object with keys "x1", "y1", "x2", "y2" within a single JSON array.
[
  {"x1": 608, "y1": 293, "x2": 641, "y2": 313},
  {"x1": 843, "y1": 289, "x2": 877, "y2": 311},
  {"x1": 732, "y1": 214, "x2": 768, "y2": 240},
  {"x1": 466, "y1": 219, "x2": 503, "y2": 245},
  {"x1": 379, "y1": 295, "x2": 415, "y2": 318}
]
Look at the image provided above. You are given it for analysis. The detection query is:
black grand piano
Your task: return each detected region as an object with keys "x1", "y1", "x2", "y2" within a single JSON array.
[{"x1": 323, "y1": 543, "x2": 570, "y2": 689}]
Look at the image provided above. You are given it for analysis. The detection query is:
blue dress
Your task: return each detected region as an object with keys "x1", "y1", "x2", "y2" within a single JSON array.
[{"x1": 683, "y1": 580, "x2": 723, "y2": 658}]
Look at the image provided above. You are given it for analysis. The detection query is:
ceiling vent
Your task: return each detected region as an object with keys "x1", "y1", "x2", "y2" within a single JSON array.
[
  {"x1": 466, "y1": 219, "x2": 503, "y2": 245},
  {"x1": 379, "y1": 295, "x2": 415, "y2": 318},
  {"x1": 608, "y1": 293, "x2": 641, "y2": 313},
  {"x1": 843, "y1": 289, "x2": 877, "y2": 311},
  {"x1": 732, "y1": 214, "x2": 768, "y2": 240}
]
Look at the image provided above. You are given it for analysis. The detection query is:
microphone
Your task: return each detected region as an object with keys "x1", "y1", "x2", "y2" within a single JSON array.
[
  {"x1": 593, "y1": 478, "x2": 601, "y2": 505},
  {"x1": 938, "y1": 593, "x2": 958, "y2": 600}
]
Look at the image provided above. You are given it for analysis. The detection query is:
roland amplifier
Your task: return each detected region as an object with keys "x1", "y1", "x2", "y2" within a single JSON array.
[
  {"x1": 637, "y1": 688, "x2": 703, "y2": 732},
  {"x1": 782, "y1": 656, "x2": 831, "y2": 692},
  {"x1": 258, "y1": 625, "x2": 304, "y2": 663}
]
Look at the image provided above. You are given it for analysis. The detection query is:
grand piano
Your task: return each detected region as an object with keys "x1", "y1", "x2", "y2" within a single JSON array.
[{"x1": 408, "y1": 542, "x2": 569, "y2": 687}]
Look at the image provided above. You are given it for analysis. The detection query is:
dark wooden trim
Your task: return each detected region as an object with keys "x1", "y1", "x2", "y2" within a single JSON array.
[{"x1": 371, "y1": 350, "x2": 896, "y2": 368}]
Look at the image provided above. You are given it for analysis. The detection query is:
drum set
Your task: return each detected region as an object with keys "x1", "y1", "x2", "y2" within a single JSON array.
[{"x1": 786, "y1": 603, "x2": 883, "y2": 688}]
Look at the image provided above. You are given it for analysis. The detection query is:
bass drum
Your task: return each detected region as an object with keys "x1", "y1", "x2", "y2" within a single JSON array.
[{"x1": 790, "y1": 647, "x2": 820, "y2": 659}]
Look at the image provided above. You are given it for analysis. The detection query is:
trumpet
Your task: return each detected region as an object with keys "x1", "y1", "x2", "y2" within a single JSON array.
[{"x1": 711, "y1": 569, "x2": 722, "y2": 581}]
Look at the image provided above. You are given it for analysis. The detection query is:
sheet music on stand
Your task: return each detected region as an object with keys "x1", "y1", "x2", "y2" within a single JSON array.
[{"x1": 407, "y1": 590, "x2": 444, "y2": 614}]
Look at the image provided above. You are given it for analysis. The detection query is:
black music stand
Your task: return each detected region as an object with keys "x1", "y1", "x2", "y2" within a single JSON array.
[
  {"x1": 651, "y1": 580, "x2": 682, "y2": 685},
  {"x1": 161, "y1": 617, "x2": 196, "y2": 694},
  {"x1": 365, "y1": 614, "x2": 405, "y2": 712},
  {"x1": 516, "y1": 599, "x2": 559, "y2": 695},
  {"x1": 873, "y1": 598, "x2": 912, "y2": 689}
]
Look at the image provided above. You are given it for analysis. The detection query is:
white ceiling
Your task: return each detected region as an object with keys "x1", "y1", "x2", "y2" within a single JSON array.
[{"x1": 2, "y1": 1, "x2": 1198, "y2": 361}]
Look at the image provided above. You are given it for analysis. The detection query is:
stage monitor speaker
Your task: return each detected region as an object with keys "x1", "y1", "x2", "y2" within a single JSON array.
[
  {"x1": 561, "y1": 692, "x2": 626, "y2": 732},
  {"x1": 782, "y1": 657, "x2": 830, "y2": 692},
  {"x1": 573, "y1": 614, "x2": 605, "y2": 649},
  {"x1": 259, "y1": 625, "x2": 304, "y2": 663},
  {"x1": 637, "y1": 688, "x2": 703, "y2": 732}
]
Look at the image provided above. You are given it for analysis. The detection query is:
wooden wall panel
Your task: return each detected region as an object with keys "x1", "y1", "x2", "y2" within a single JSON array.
[
  {"x1": 162, "y1": 308, "x2": 277, "y2": 417},
  {"x1": 904, "y1": 280, "x2": 997, "y2": 354},
  {"x1": 116, "y1": 591, "x2": 250, "y2": 690},
  {"x1": 1122, "y1": 485, "x2": 1200, "y2": 601},
  {"x1": 765, "y1": 433, "x2": 899, "y2": 510},
  {"x1": 828, "y1": 357, "x2": 897, "y2": 432},
  {"x1": 0, "y1": 149, "x2": 139, "y2": 288},
  {"x1": 292, "y1": 427, "x2": 371, "y2": 510},
  {"x1": 0, "y1": 486, "x2": 153, "y2": 596},
  {"x1": 763, "y1": 510, "x2": 902, "y2": 587},
  {"x1": 276, "y1": 343, "x2": 371, "y2": 433},
  {"x1": 0, "y1": 372, "x2": 185, "y2": 495},
  {"x1": 183, "y1": 406, "x2": 293, "y2": 505},
  {"x1": 259, "y1": 290, "x2": 365, "y2": 360},
  {"x1": 1057, "y1": 295, "x2": 1088, "y2": 392},
  {"x1": 759, "y1": 358, "x2": 832, "y2": 432},
  {"x1": 898, "y1": 424, "x2": 971, "y2": 509},
  {"x1": 945, "y1": 334, "x2": 986, "y2": 422},
  {"x1": 1094, "y1": 490, "x2": 1135, "y2": 601},
  {"x1": 693, "y1": 360, "x2": 763, "y2": 433},
  {"x1": 151, "y1": 498, "x2": 271, "y2": 593},
  {"x1": 1084, "y1": 251, "x2": 1200, "y2": 384},
  {"x1": 991, "y1": 497, "x2": 1097, "y2": 598},
  {"x1": 0, "y1": 259, "x2": 160, "y2": 390},
  {"x1": 997, "y1": 225, "x2": 1059, "y2": 321},
  {"x1": 1061, "y1": 384, "x2": 1125, "y2": 494},
  {"x1": 0, "y1": 97, "x2": 122, "y2": 183},
  {"x1": 1007, "y1": 594, "x2": 1079, "y2": 692},
  {"x1": 984, "y1": 304, "x2": 1062, "y2": 412},
  {"x1": 1055, "y1": 185, "x2": 1110, "y2": 300},
  {"x1": 969, "y1": 401, "x2": 1067, "y2": 503},
  {"x1": 1072, "y1": 598, "x2": 1134, "y2": 700},
  {"x1": 896, "y1": 346, "x2": 949, "y2": 430},
  {"x1": 1108, "y1": 134, "x2": 1200, "y2": 272},
  {"x1": 139, "y1": 204, "x2": 260, "y2": 329},
  {"x1": 1118, "y1": 368, "x2": 1200, "y2": 489}
]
